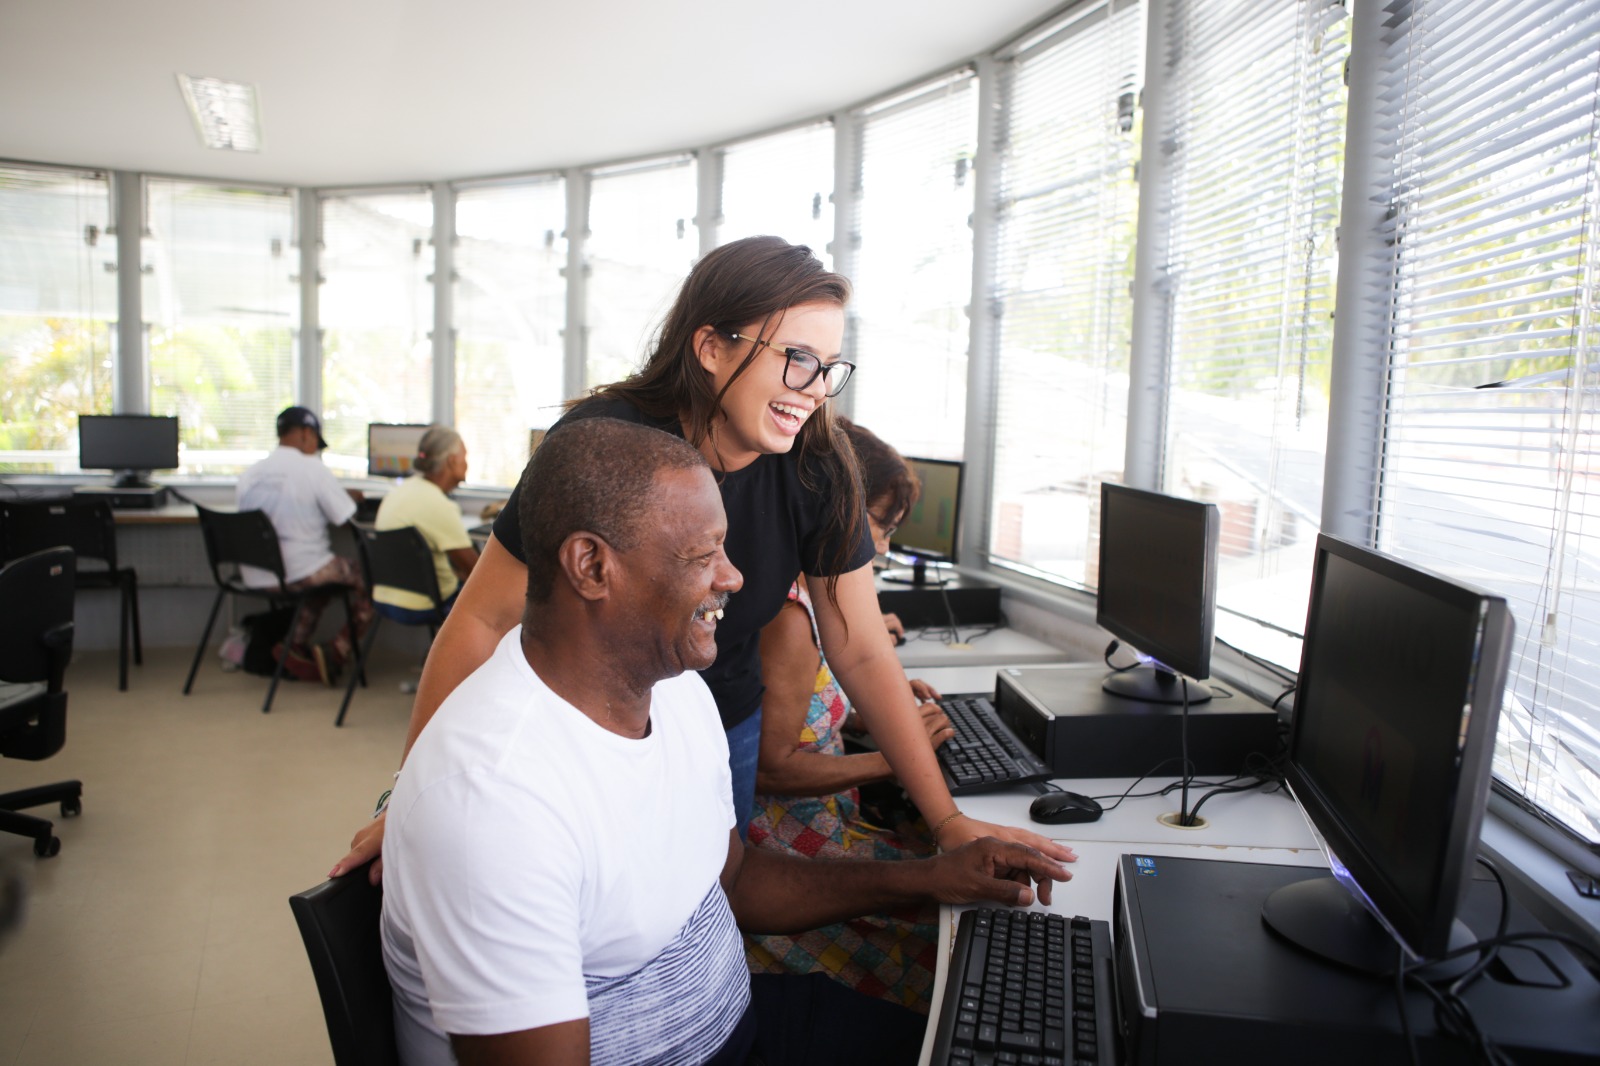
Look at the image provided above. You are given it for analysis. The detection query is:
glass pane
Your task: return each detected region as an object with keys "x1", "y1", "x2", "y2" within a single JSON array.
[
  {"x1": 320, "y1": 189, "x2": 435, "y2": 476},
  {"x1": 718, "y1": 122, "x2": 835, "y2": 260},
  {"x1": 454, "y1": 178, "x2": 569, "y2": 489},
  {"x1": 848, "y1": 74, "x2": 978, "y2": 460},
  {"x1": 0, "y1": 166, "x2": 115, "y2": 474},
  {"x1": 144, "y1": 179, "x2": 298, "y2": 475},
  {"x1": 585, "y1": 159, "x2": 698, "y2": 390}
]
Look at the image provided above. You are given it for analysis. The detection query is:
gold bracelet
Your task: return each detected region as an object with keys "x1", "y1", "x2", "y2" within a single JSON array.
[{"x1": 932, "y1": 810, "x2": 964, "y2": 835}]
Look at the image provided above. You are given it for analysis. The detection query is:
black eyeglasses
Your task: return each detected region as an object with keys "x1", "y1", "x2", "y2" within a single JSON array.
[{"x1": 725, "y1": 331, "x2": 856, "y2": 397}]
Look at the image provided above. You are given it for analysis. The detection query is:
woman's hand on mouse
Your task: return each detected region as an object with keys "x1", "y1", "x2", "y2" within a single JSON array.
[{"x1": 936, "y1": 813, "x2": 1077, "y2": 864}]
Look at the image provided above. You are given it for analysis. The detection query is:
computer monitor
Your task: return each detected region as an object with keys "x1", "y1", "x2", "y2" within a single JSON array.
[
  {"x1": 1263, "y1": 534, "x2": 1513, "y2": 974},
  {"x1": 368, "y1": 423, "x2": 429, "y2": 478},
  {"x1": 1095, "y1": 483, "x2": 1219, "y2": 705},
  {"x1": 77, "y1": 415, "x2": 180, "y2": 488},
  {"x1": 881, "y1": 457, "x2": 963, "y2": 587}
]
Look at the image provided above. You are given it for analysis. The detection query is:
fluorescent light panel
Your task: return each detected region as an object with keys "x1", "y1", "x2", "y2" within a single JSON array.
[{"x1": 177, "y1": 74, "x2": 262, "y2": 152}]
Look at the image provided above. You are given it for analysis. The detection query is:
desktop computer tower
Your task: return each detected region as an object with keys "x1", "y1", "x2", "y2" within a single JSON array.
[
  {"x1": 72, "y1": 484, "x2": 170, "y2": 510},
  {"x1": 1112, "y1": 854, "x2": 1600, "y2": 1065},
  {"x1": 992, "y1": 664, "x2": 1281, "y2": 778}
]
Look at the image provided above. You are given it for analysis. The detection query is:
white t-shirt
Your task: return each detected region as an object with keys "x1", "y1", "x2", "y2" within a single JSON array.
[
  {"x1": 235, "y1": 445, "x2": 357, "y2": 586},
  {"x1": 381, "y1": 627, "x2": 746, "y2": 1066},
  {"x1": 374, "y1": 475, "x2": 472, "y2": 608}
]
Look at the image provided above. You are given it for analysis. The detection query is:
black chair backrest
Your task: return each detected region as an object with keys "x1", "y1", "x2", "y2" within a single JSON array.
[
  {"x1": 0, "y1": 547, "x2": 75, "y2": 690},
  {"x1": 195, "y1": 505, "x2": 288, "y2": 591},
  {"x1": 0, "y1": 499, "x2": 118, "y2": 572},
  {"x1": 288, "y1": 862, "x2": 399, "y2": 1066},
  {"x1": 358, "y1": 526, "x2": 444, "y2": 609}
]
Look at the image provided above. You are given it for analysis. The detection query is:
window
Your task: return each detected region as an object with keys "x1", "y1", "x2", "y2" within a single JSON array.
[
  {"x1": 453, "y1": 177, "x2": 568, "y2": 489},
  {"x1": 144, "y1": 179, "x2": 298, "y2": 473},
  {"x1": 319, "y1": 188, "x2": 436, "y2": 474},
  {"x1": 0, "y1": 165, "x2": 115, "y2": 473},
  {"x1": 1147, "y1": 0, "x2": 1348, "y2": 663},
  {"x1": 1372, "y1": 0, "x2": 1600, "y2": 845},
  {"x1": 987, "y1": 1, "x2": 1143, "y2": 586},
  {"x1": 846, "y1": 71, "x2": 978, "y2": 459},
  {"x1": 585, "y1": 157, "x2": 698, "y2": 390},
  {"x1": 717, "y1": 122, "x2": 835, "y2": 259}
]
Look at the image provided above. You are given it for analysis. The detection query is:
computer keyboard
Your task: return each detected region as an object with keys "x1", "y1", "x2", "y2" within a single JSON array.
[
  {"x1": 936, "y1": 695, "x2": 1053, "y2": 795},
  {"x1": 928, "y1": 907, "x2": 1117, "y2": 1066}
]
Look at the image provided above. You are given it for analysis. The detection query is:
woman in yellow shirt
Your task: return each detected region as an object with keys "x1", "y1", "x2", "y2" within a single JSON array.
[{"x1": 373, "y1": 425, "x2": 479, "y2": 623}]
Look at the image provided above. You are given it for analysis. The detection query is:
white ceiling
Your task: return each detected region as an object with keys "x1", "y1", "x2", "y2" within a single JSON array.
[{"x1": 0, "y1": 0, "x2": 1067, "y2": 188}]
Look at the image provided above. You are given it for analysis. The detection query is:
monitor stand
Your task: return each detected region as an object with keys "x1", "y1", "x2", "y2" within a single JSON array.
[
  {"x1": 1260, "y1": 876, "x2": 1476, "y2": 980},
  {"x1": 878, "y1": 556, "x2": 953, "y2": 587},
  {"x1": 1102, "y1": 665, "x2": 1213, "y2": 705}
]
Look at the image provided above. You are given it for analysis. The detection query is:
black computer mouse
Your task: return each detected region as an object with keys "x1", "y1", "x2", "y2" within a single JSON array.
[{"x1": 1029, "y1": 790, "x2": 1103, "y2": 825}]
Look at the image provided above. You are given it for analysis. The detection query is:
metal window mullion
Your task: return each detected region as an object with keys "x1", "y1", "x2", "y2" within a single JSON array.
[
  {"x1": 432, "y1": 181, "x2": 455, "y2": 426},
  {"x1": 563, "y1": 167, "x2": 589, "y2": 403},
  {"x1": 297, "y1": 186, "x2": 321, "y2": 412},
  {"x1": 112, "y1": 170, "x2": 146, "y2": 414},
  {"x1": 964, "y1": 53, "x2": 1002, "y2": 571}
]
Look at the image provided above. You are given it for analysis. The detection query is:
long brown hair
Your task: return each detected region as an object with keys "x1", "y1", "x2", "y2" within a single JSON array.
[{"x1": 570, "y1": 236, "x2": 865, "y2": 604}]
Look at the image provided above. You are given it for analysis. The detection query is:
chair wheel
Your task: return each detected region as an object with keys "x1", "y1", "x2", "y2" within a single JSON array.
[
  {"x1": 61, "y1": 798, "x2": 81, "y2": 817},
  {"x1": 34, "y1": 835, "x2": 60, "y2": 858}
]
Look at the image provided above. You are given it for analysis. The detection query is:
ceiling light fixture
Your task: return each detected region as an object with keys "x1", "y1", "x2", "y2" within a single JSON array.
[{"x1": 177, "y1": 74, "x2": 262, "y2": 152}]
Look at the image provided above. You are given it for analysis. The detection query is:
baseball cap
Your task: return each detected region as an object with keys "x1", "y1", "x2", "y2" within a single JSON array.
[{"x1": 276, "y1": 406, "x2": 329, "y2": 450}]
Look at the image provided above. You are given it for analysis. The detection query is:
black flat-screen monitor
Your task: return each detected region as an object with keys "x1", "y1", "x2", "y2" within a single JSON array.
[
  {"x1": 1096, "y1": 483, "x2": 1219, "y2": 705},
  {"x1": 1264, "y1": 534, "x2": 1513, "y2": 973},
  {"x1": 882, "y1": 457, "x2": 963, "y2": 587},
  {"x1": 78, "y1": 414, "x2": 180, "y2": 487},
  {"x1": 368, "y1": 423, "x2": 429, "y2": 478}
]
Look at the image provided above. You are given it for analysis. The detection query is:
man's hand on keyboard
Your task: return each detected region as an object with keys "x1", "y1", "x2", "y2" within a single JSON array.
[
  {"x1": 938, "y1": 815, "x2": 1078, "y2": 866},
  {"x1": 928, "y1": 837, "x2": 1072, "y2": 908}
]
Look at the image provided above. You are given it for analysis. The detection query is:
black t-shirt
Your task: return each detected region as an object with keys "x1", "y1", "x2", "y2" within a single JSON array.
[{"x1": 492, "y1": 397, "x2": 876, "y2": 730}]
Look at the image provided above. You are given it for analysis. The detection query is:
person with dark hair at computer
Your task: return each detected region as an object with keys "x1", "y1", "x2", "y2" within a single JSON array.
[
  {"x1": 332, "y1": 234, "x2": 1073, "y2": 881},
  {"x1": 379, "y1": 417, "x2": 1069, "y2": 1066},
  {"x1": 237, "y1": 405, "x2": 374, "y2": 684},
  {"x1": 373, "y1": 425, "x2": 479, "y2": 624},
  {"x1": 745, "y1": 419, "x2": 949, "y2": 1011}
]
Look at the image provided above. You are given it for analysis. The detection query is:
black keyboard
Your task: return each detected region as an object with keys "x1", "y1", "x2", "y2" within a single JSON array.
[
  {"x1": 936, "y1": 695, "x2": 1054, "y2": 795},
  {"x1": 929, "y1": 908, "x2": 1117, "y2": 1066}
]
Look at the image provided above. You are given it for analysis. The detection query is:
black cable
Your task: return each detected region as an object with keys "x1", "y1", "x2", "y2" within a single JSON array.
[
  {"x1": 1179, "y1": 676, "x2": 1193, "y2": 825},
  {"x1": 1102, "y1": 639, "x2": 1140, "y2": 673},
  {"x1": 1395, "y1": 940, "x2": 1420, "y2": 1066},
  {"x1": 1271, "y1": 682, "x2": 1298, "y2": 711}
]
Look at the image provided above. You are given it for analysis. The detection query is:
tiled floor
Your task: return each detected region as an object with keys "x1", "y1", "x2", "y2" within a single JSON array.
[{"x1": 0, "y1": 644, "x2": 418, "y2": 1065}]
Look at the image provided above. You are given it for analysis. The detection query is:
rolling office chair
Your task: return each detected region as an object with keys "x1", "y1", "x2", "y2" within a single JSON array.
[
  {"x1": 335, "y1": 526, "x2": 443, "y2": 727},
  {"x1": 289, "y1": 861, "x2": 399, "y2": 1066},
  {"x1": 184, "y1": 505, "x2": 359, "y2": 714},
  {"x1": 0, "y1": 547, "x2": 82, "y2": 858},
  {"x1": 0, "y1": 498, "x2": 142, "y2": 691}
]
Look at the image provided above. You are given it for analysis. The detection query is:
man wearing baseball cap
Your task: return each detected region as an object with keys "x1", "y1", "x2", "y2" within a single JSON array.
[{"x1": 236, "y1": 406, "x2": 374, "y2": 684}]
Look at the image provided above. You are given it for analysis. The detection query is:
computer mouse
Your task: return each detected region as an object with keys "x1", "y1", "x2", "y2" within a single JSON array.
[{"x1": 1029, "y1": 790, "x2": 1103, "y2": 825}]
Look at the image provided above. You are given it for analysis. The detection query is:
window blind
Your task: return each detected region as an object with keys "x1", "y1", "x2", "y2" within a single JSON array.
[
  {"x1": 847, "y1": 70, "x2": 978, "y2": 460},
  {"x1": 144, "y1": 178, "x2": 297, "y2": 473},
  {"x1": 0, "y1": 165, "x2": 115, "y2": 471},
  {"x1": 318, "y1": 188, "x2": 435, "y2": 473},
  {"x1": 718, "y1": 122, "x2": 835, "y2": 259},
  {"x1": 987, "y1": 0, "x2": 1143, "y2": 586},
  {"x1": 585, "y1": 157, "x2": 697, "y2": 391},
  {"x1": 1374, "y1": 0, "x2": 1600, "y2": 845},
  {"x1": 1155, "y1": 0, "x2": 1349, "y2": 660},
  {"x1": 453, "y1": 177, "x2": 568, "y2": 489}
]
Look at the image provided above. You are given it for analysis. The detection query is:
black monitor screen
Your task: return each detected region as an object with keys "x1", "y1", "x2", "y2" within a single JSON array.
[
  {"x1": 78, "y1": 415, "x2": 179, "y2": 483},
  {"x1": 368, "y1": 423, "x2": 429, "y2": 478},
  {"x1": 891, "y1": 457, "x2": 963, "y2": 564},
  {"x1": 1274, "y1": 534, "x2": 1513, "y2": 965},
  {"x1": 1096, "y1": 483, "x2": 1219, "y2": 694}
]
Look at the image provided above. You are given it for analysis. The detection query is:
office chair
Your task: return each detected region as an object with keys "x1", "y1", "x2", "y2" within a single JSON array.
[
  {"x1": 289, "y1": 861, "x2": 399, "y2": 1066},
  {"x1": 184, "y1": 505, "x2": 357, "y2": 714},
  {"x1": 335, "y1": 526, "x2": 443, "y2": 727},
  {"x1": 0, "y1": 498, "x2": 142, "y2": 691},
  {"x1": 0, "y1": 547, "x2": 82, "y2": 858}
]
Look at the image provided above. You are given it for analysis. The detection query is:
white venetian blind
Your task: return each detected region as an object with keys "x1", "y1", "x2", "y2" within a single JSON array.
[
  {"x1": 717, "y1": 122, "x2": 835, "y2": 259},
  {"x1": 1375, "y1": 0, "x2": 1600, "y2": 845},
  {"x1": 987, "y1": 0, "x2": 1143, "y2": 586},
  {"x1": 144, "y1": 179, "x2": 298, "y2": 473},
  {"x1": 585, "y1": 157, "x2": 698, "y2": 390},
  {"x1": 318, "y1": 188, "x2": 435, "y2": 474},
  {"x1": 1156, "y1": 0, "x2": 1349, "y2": 659},
  {"x1": 846, "y1": 70, "x2": 978, "y2": 460},
  {"x1": 0, "y1": 165, "x2": 115, "y2": 472},
  {"x1": 453, "y1": 177, "x2": 568, "y2": 489}
]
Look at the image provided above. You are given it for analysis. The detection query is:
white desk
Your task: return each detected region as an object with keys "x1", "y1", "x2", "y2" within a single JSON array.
[{"x1": 896, "y1": 626, "x2": 1070, "y2": 670}]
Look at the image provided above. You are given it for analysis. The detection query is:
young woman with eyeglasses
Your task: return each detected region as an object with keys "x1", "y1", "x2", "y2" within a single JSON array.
[{"x1": 330, "y1": 236, "x2": 1075, "y2": 879}]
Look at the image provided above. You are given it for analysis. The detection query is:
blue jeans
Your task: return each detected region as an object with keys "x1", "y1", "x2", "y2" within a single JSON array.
[
  {"x1": 725, "y1": 708, "x2": 763, "y2": 841},
  {"x1": 375, "y1": 589, "x2": 458, "y2": 627}
]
